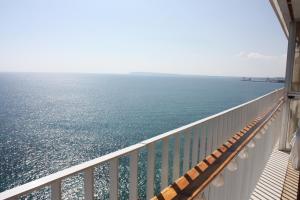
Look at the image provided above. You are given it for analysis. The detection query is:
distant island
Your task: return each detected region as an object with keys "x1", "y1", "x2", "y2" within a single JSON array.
[
  {"x1": 130, "y1": 72, "x2": 286, "y2": 83},
  {"x1": 130, "y1": 72, "x2": 180, "y2": 77},
  {"x1": 241, "y1": 77, "x2": 285, "y2": 83}
]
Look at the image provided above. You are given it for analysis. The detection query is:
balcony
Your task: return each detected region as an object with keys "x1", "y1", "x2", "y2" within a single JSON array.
[{"x1": 1, "y1": 88, "x2": 297, "y2": 200}]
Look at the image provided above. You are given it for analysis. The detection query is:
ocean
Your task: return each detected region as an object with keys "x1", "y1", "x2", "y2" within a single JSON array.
[{"x1": 0, "y1": 73, "x2": 282, "y2": 199}]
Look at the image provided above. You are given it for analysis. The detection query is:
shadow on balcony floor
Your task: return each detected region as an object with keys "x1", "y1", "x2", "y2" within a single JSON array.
[{"x1": 250, "y1": 149, "x2": 300, "y2": 200}]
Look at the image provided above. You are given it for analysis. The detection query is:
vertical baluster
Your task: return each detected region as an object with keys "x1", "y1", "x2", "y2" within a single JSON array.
[
  {"x1": 235, "y1": 107, "x2": 245, "y2": 200},
  {"x1": 183, "y1": 130, "x2": 191, "y2": 173},
  {"x1": 206, "y1": 121, "x2": 213, "y2": 156},
  {"x1": 109, "y1": 158, "x2": 119, "y2": 200},
  {"x1": 278, "y1": 108, "x2": 284, "y2": 143},
  {"x1": 240, "y1": 107, "x2": 244, "y2": 130},
  {"x1": 228, "y1": 111, "x2": 233, "y2": 138},
  {"x1": 237, "y1": 107, "x2": 242, "y2": 131},
  {"x1": 279, "y1": 101, "x2": 288, "y2": 150},
  {"x1": 208, "y1": 118, "x2": 217, "y2": 200},
  {"x1": 226, "y1": 112, "x2": 232, "y2": 200},
  {"x1": 51, "y1": 180, "x2": 61, "y2": 200},
  {"x1": 215, "y1": 116, "x2": 224, "y2": 200},
  {"x1": 246, "y1": 104, "x2": 250, "y2": 124},
  {"x1": 234, "y1": 108, "x2": 238, "y2": 132},
  {"x1": 249, "y1": 103, "x2": 252, "y2": 122},
  {"x1": 215, "y1": 116, "x2": 222, "y2": 148},
  {"x1": 9, "y1": 195, "x2": 19, "y2": 200},
  {"x1": 146, "y1": 143, "x2": 155, "y2": 199},
  {"x1": 220, "y1": 115, "x2": 226, "y2": 145},
  {"x1": 251, "y1": 102, "x2": 255, "y2": 121},
  {"x1": 161, "y1": 138, "x2": 169, "y2": 189},
  {"x1": 129, "y1": 151, "x2": 138, "y2": 200},
  {"x1": 211, "y1": 118, "x2": 218, "y2": 151},
  {"x1": 173, "y1": 134, "x2": 180, "y2": 181},
  {"x1": 192, "y1": 127, "x2": 199, "y2": 166},
  {"x1": 231, "y1": 109, "x2": 236, "y2": 134},
  {"x1": 242, "y1": 106, "x2": 247, "y2": 128},
  {"x1": 198, "y1": 124, "x2": 206, "y2": 161},
  {"x1": 255, "y1": 101, "x2": 259, "y2": 119},
  {"x1": 203, "y1": 122, "x2": 211, "y2": 199},
  {"x1": 84, "y1": 168, "x2": 94, "y2": 200},
  {"x1": 226, "y1": 112, "x2": 231, "y2": 140},
  {"x1": 242, "y1": 105, "x2": 251, "y2": 199}
]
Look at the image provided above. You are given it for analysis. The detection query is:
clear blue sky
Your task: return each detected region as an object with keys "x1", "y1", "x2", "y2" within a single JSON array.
[{"x1": 0, "y1": 0, "x2": 287, "y2": 77}]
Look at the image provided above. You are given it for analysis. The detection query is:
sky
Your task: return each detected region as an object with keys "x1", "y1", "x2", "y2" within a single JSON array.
[{"x1": 0, "y1": 0, "x2": 288, "y2": 77}]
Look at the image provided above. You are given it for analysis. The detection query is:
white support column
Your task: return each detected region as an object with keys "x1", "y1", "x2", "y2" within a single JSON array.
[
  {"x1": 279, "y1": 22, "x2": 297, "y2": 150},
  {"x1": 285, "y1": 22, "x2": 297, "y2": 93}
]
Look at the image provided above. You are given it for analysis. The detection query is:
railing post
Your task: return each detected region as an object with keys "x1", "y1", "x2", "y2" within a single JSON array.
[
  {"x1": 183, "y1": 131, "x2": 191, "y2": 173},
  {"x1": 84, "y1": 167, "x2": 94, "y2": 200},
  {"x1": 51, "y1": 180, "x2": 61, "y2": 200},
  {"x1": 161, "y1": 138, "x2": 169, "y2": 189},
  {"x1": 146, "y1": 143, "x2": 155, "y2": 199},
  {"x1": 129, "y1": 150, "x2": 138, "y2": 200},
  {"x1": 8, "y1": 196, "x2": 19, "y2": 200},
  {"x1": 192, "y1": 127, "x2": 199, "y2": 166},
  {"x1": 173, "y1": 134, "x2": 180, "y2": 180},
  {"x1": 279, "y1": 100, "x2": 289, "y2": 150},
  {"x1": 198, "y1": 124, "x2": 206, "y2": 161},
  {"x1": 109, "y1": 158, "x2": 119, "y2": 200}
]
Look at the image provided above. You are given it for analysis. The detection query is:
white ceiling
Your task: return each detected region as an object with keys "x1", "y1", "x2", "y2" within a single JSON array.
[{"x1": 270, "y1": 0, "x2": 300, "y2": 37}]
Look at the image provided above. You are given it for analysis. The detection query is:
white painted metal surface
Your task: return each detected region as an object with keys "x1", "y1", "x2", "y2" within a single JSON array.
[
  {"x1": 129, "y1": 151, "x2": 138, "y2": 200},
  {"x1": 0, "y1": 88, "x2": 285, "y2": 200},
  {"x1": 83, "y1": 168, "x2": 94, "y2": 200},
  {"x1": 109, "y1": 159, "x2": 119, "y2": 200}
]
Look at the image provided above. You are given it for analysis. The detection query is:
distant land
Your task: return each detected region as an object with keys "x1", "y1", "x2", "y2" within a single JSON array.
[
  {"x1": 130, "y1": 72, "x2": 234, "y2": 77},
  {"x1": 130, "y1": 72, "x2": 285, "y2": 82},
  {"x1": 241, "y1": 77, "x2": 285, "y2": 83},
  {"x1": 130, "y1": 72, "x2": 181, "y2": 77}
]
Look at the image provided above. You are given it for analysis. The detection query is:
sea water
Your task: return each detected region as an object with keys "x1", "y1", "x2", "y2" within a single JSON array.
[{"x1": 0, "y1": 73, "x2": 282, "y2": 199}]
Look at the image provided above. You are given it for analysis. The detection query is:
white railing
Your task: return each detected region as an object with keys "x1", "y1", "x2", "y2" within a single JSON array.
[
  {"x1": 0, "y1": 88, "x2": 285, "y2": 200},
  {"x1": 193, "y1": 91, "x2": 285, "y2": 200}
]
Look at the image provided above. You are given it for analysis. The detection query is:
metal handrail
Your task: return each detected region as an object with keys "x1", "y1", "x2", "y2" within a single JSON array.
[{"x1": 151, "y1": 96, "x2": 285, "y2": 200}]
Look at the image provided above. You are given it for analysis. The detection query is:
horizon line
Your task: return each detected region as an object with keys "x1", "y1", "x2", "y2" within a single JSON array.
[{"x1": 0, "y1": 71, "x2": 285, "y2": 79}]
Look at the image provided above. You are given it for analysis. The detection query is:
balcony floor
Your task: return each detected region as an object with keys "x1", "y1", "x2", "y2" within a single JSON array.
[{"x1": 250, "y1": 149, "x2": 299, "y2": 200}]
